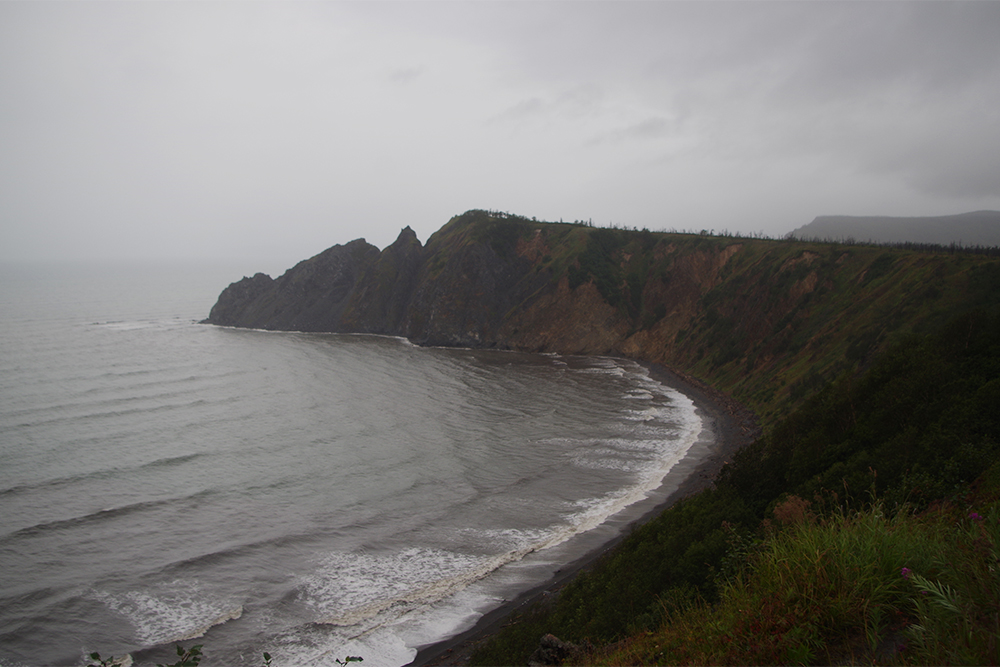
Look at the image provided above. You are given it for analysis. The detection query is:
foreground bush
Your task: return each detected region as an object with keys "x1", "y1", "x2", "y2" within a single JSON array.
[{"x1": 589, "y1": 483, "x2": 1000, "y2": 666}]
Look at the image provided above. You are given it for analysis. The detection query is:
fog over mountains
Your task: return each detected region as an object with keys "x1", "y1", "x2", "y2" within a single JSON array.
[{"x1": 787, "y1": 210, "x2": 1000, "y2": 246}]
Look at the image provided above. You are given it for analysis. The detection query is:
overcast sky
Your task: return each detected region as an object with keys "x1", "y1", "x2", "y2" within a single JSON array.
[{"x1": 2, "y1": 1, "x2": 999, "y2": 265}]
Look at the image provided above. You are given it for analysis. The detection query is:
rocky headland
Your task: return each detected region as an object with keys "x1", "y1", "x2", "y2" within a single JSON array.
[
  {"x1": 204, "y1": 210, "x2": 1000, "y2": 664},
  {"x1": 206, "y1": 209, "x2": 1000, "y2": 422}
]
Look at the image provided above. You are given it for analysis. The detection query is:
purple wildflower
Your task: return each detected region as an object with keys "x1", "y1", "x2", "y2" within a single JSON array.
[
  {"x1": 901, "y1": 567, "x2": 912, "y2": 580},
  {"x1": 969, "y1": 512, "x2": 984, "y2": 521}
]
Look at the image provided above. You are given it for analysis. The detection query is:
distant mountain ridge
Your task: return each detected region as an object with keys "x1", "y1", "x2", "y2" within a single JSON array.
[{"x1": 787, "y1": 210, "x2": 1000, "y2": 246}]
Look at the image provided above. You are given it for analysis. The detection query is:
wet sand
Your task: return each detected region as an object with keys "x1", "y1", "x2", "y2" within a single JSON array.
[{"x1": 408, "y1": 363, "x2": 760, "y2": 666}]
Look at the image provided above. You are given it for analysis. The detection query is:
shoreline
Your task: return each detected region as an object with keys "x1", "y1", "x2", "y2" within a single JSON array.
[{"x1": 408, "y1": 362, "x2": 760, "y2": 666}]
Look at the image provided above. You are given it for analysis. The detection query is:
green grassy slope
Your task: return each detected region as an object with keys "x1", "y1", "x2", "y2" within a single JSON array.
[
  {"x1": 470, "y1": 309, "x2": 1000, "y2": 665},
  {"x1": 428, "y1": 211, "x2": 1000, "y2": 425}
]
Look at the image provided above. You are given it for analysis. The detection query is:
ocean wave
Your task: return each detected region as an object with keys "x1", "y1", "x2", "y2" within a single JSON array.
[
  {"x1": 90, "y1": 581, "x2": 243, "y2": 646},
  {"x1": 299, "y1": 539, "x2": 570, "y2": 640},
  {"x1": 296, "y1": 397, "x2": 700, "y2": 636},
  {"x1": 0, "y1": 657, "x2": 36, "y2": 667},
  {"x1": 623, "y1": 389, "x2": 655, "y2": 400},
  {"x1": 144, "y1": 524, "x2": 356, "y2": 583},
  {"x1": 3, "y1": 393, "x2": 233, "y2": 431},
  {"x1": 301, "y1": 548, "x2": 495, "y2": 627},
  {"x1": 2, "y1": 301, "x2": 711, "y2": 666},
  {"x1": 0, "y1": 452, "x2": 206, "y2": 510},
  {"x1": 0, "y1": 488, "x2": 217, "y2": 542},
  {"x1": 0, "y1": 584, "x2": 67, "y2": 615},
  {"x1": 570, "y1": 456, "x2": 649, "y2": 473},
  {"x1": 85, "y1": 367, "x2": 245, "y2": 392},
  {"x1": 92, "y1": 317, "x2": 196, "y2": 333},
  {"x1": 579, "y1": 365, "x2": 627, "y2": 377}
]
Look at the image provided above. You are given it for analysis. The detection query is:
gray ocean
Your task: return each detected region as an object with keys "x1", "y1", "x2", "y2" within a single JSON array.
[{"x1": 0, "y1": 260, "x2": 703, "y2": 667}]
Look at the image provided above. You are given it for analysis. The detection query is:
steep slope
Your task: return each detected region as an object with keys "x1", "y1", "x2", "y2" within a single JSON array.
[
  {"x1": 206, "y1": 238, "x2": 381, "y2": 331},
  {"x1": 205, "y1": 209, "x2": 1000, "y2": 421},
  {"x1": 339, "y1": 226, "x2": 425, "y2": 335}
]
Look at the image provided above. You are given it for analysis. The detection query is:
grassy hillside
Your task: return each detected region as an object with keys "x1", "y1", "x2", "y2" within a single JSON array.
[{"x1": 423, "y1": 211, "x2": 1000, "y2": 425}]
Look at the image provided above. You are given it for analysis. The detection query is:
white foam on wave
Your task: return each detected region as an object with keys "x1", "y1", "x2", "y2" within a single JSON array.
[
  {"x1": 267, "y1": 357, "x2": 705, "y2": 667},
  {"x1": 555, "y1": 361, "x2": 702, "y2": 545},
  {"x1": 571, "y1": 455, "x2": 649, "y2": 473},
  {"x1": 247, "y1": 621, "x2": 419, "y2": 667},
  {"x1": 0, "y1": 657, "x2": 34, "y2": 667},
  {"x1": 93, "y1": 320, "x2": 157, "y2": 331},
  {"x1": 90, "y1": 579, "x2": 243, "y2": 646},
  {"x1": 623, "y1": 404, "x2": 680, "y2": 421},
  {"x1": 579, "y1": 365, "x2": 627, "y2": 377},
  {"x1": 457, "y1": 525, "x2": 555, "y2": 551},
  {"x1": 275, "y1": 545, "x2": 544, "y2": 667},
  {"x1": 300, "y1": 547, "x2": 492, "y2": 627},
  {"x1": 624, "y1": 389, "x2": 654, "y2": 400},
  {"x1": 462, "y1": 359, "x2": 702, "y2": 572}
]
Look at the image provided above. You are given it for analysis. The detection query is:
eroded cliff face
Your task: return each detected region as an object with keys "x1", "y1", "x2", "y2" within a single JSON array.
[
  {"x1": 501, "y1": 277, "x2": 627, "y2": 355},
  {"x1": 339, "y1": 226, "x2": 424, "y2": 335},
  {"x1": 401, "y1": 234, "x2": 532, "y2": 347},
  {"x1": 207, "y1": 239, "x2": 381, "y2": 331},
  {"x1": 205, "y1": 210, "x2": 1000, "y2": 418}
]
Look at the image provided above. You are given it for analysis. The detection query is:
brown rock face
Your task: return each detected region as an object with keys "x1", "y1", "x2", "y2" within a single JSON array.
[{"x1": 502, "y1": 277, "x2": 628, "y2": 355}]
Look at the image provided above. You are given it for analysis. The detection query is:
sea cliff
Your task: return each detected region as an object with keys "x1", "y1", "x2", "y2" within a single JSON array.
[
  {"x1": 205, "y1": 210, "x2": 1000, "y2": 664},
  {"x1": 206, "y1": 209, "x2": 1000, "y2": 422}
]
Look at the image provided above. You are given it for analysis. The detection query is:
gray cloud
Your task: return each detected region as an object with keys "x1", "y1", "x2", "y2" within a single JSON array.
[
  {"x1": 2, "y1": 1, "x2": 998, "y2": 263},
  {"x1": 491, "y1": 97, "x2": 545, "y2": 124},
  {"x1": 388, "y1": 67, "x2": 424, "y2": 85},
  {"x1": 586, "y1": 117, "x2": 675, "y2": 148}
]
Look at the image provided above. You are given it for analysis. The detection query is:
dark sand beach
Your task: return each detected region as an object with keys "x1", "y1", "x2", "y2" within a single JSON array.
[{"x1": 409, "y1": 363, "x2": 760, "y2": 666}]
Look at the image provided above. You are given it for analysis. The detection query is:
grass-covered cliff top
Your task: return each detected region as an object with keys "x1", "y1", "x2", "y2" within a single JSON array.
[{"x1": 426, "y1": 210, "x2": 1000, "y2": 427}]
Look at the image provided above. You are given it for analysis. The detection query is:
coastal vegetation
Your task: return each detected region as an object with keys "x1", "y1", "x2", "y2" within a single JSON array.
[
  {"x1": 589, "y1": 491, "x2": 1000, "y2": 666},
  {"x1": 205, "y1": 210, "x2": 1000, "y2": 665},
  {"x1": 469, "y1": 308, "x2": 1000, "y2": 665}
]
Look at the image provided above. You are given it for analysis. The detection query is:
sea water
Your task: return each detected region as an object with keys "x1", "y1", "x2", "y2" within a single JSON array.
[{"x1": 0, "y1": 260, "x2": 704, "y2": 667}]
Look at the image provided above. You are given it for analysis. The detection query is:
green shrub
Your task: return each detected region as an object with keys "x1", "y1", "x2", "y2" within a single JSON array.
[{"x1": 593, "y1": 491, "x2": 1000, "y2": 665}]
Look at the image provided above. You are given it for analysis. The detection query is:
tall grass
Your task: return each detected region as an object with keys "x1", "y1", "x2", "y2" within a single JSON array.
[{"x1": 590, "y1": 486, "x2": 1000, "y2": 666}]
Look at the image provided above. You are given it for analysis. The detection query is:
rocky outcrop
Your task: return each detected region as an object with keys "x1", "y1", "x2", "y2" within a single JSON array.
[
  {"x1": 207, "y1": 239, "x2": 381, "y2": 331},
  {"x1": 206, "y1": 212, "x2": 550, "y2": 347},
  {"x1": 401, "y1": 230, "x2": 544, "y2": 347},
  {"x1": 205, "y1": 272, "x2": 277, "y2": 328},
  {"x1": 340, "y1": 226, "x2": 425, "y2": 334}
]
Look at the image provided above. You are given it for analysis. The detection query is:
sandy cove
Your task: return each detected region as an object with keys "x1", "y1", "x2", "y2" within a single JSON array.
[{"x1": 409, "y1": 362, "x2": 760, "y2": 667}]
